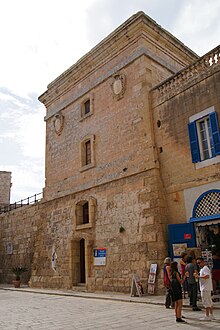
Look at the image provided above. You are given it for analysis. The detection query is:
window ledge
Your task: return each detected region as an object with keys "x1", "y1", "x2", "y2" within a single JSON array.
[
  {"x1": 195, "y1": 155, "x2": 220, "y2": 169},
  {"x1": 76, "y1": 223, "x2": 92, "y2": 230},
  {"x1": 80, "y1": 163, "x2": 95, "y2": 172},
  {"x1": 79, "y1": 112, "x2": 93, "y2": 122}
]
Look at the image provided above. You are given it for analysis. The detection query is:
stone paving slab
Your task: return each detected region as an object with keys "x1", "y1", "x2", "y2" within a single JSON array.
[
  {"x1": 0, "y1": 284, "x2": 220, "y2": 309},
  {"x1": 0, "y1": 289, "x2": 220, "y2": 330}
]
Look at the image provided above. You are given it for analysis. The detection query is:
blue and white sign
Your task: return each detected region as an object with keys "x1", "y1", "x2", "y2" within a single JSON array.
[{"x1": 94, "y1": 248, "x2": 106, "y2": 266}]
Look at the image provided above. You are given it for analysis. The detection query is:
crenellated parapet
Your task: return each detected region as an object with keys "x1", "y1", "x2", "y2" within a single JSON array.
[{"x1": 152, "y1": 45, "x2": 220, "y2": 107}]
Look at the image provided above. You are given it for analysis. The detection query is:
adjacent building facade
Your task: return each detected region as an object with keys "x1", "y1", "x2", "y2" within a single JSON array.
[{"x1": 0, "y1": 12, "x2": 219, "y2": 293}]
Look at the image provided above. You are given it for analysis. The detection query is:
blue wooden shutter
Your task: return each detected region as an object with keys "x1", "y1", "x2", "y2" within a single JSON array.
[
  {"x1": 188, "y1": 122, "x2": 200, "y2": 163},
  {"x1": 209, "y1": 112, "x2": 220, "y2": 155}
]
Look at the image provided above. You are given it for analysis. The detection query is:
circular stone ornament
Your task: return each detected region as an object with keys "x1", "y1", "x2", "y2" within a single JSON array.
[
  {"x1": 113, "y1": 79, "x2": 123, "y2": 95},
  {"x1": 53, "y1": 114, "x2": 64, "y2": 135},
  {"x1": 111, "y1": 74, "x2": 126, "y2": 100}
]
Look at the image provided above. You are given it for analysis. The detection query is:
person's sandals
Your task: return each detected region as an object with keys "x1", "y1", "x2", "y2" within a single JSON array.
[{"x1": 176, "y1": 318, "x2": 187, "y2": 323}]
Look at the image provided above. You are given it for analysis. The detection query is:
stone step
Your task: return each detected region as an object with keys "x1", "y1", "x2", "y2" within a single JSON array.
[{"x1": 72, "y1": 284, "x2": 87, "y2": 292}]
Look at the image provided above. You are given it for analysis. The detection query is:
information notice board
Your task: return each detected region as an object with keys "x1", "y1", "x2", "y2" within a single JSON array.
[
  {"x1": 94, "y1": 248, "x2": 106, "y2": 266},
  {"x1": 147, "y1": 263, "x2": 157, "y2": 294}
]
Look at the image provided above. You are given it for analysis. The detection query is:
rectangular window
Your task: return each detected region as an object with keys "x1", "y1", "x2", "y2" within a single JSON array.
[
  {"x1": 197, "y1": 117, "x2": 215, "y2": 160},
  {"x1": 80, "y1": 135, "x2": 95, "y2": 171},
  {"x1": 188, "y1": 111, "x2": 220, "y2": 163},
  {"x1": 85, "y1": 140, "x2": 91, "y2": 165},
  {"x1": 84, "y1": 100, "x2": 90, "y2": 115},
  {"x1": 82, "y1": 202, "x2": 89, "y2": 224}
]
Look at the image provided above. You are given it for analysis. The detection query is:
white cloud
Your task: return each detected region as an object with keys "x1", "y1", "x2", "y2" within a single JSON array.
[
  {"x1": 2, "y1": 161, "x2": 45, "y2": 203},
  {"x1": 171, "y1": 0, "x2": 220, "y2": 55},
  {"x1": 0, "y1": 0, "x2": 93, "y2": 97},
  {"x1": 0, "y1": 89, "x2": 45, "y2": 201}
]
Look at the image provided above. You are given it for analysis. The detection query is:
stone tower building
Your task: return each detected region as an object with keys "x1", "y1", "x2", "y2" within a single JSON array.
[
  {"x1": 32, "y1": 12, "x2": 197, "y2": 291},
  {"x1": 0, "y1": 171, "x2": 11, "y2": 207},
  {"x1": 0, "y1": 12, "x2": 219, "y2": 294}
]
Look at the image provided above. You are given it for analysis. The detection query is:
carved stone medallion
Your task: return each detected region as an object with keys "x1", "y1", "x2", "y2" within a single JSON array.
[
  {"x1": 111, "y1": 74, "x2": 126, "y2": 100},
  {"x1": 53, "y1": 114, "x2": 64, "y2": 135}
]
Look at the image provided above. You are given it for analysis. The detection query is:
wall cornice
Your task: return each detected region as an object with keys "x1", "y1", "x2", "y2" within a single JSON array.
[
  {"x1": 44, "y1": 46, "x2": 179, "y2": 121},
  {"x1": 39, "y1": 11, "x2": 198, "y2": 109}
]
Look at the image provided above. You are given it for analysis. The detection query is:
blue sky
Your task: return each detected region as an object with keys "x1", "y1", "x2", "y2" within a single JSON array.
[{"x1": 0, "y1": 0, "x2": 219, "y2": 202}]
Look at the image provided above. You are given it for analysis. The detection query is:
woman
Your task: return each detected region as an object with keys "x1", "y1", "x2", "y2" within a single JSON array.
[
  {"x1": 170, "y1": 261, "x2": 187, "y2": 323},
  {"x1": 163, "y1": 257, "x2": 174, "y2": 308}
]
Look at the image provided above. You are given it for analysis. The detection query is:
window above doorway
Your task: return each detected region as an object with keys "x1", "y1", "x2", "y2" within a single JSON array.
[{"x1": 75, "y1": 197, "x2": 97, "y2": 230}]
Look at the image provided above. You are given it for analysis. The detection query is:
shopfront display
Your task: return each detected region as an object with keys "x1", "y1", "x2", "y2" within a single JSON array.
[{"x1": 168, "y1": 189, "x2": 220, "y2": 295}]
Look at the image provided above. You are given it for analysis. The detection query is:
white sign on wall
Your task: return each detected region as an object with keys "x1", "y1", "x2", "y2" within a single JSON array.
[{"x1": 94, "y1": 248, "x2": 106, "y2": 266}]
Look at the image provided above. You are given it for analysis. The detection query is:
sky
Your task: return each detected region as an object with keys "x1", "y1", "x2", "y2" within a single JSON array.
[{"x1": 0, "y1": 0, "x2": 219, "y2": 202}]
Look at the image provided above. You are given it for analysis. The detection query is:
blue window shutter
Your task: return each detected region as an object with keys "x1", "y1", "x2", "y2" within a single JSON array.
[
  {"x1": 188, "y1": 122, "x2": 200, "y2": 163},
  {"x1": 209, "y1": 112, "x2": 220, "y2": 155}
]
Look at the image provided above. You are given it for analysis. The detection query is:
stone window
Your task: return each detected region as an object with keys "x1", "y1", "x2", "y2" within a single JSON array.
[
  {"x1": 80, "y1": 135, "x2": 95, "y2": 172},
  {"x1": 75, "y1": 197, "x2": 97, "y2": 229},
  {"x1": 85, "y1": 140, "x2": 91, "y2": 165},
  {"x1": 84, "y1": 100, "x2": 90, "y2": 115},
  {"x1": 82, "y1": 202, "x2": 89, "y2": 224},
  {"x1": 80, "y1": 94, "x2": 94, "y2": 120},
  {"x1": 188, "y1": 106, "x2": 220, "y2": 168}
]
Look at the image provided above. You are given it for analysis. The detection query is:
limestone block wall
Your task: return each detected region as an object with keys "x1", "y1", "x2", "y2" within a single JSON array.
[
  {"x1": 0, "y1": 171, "x2": 11, "y2": 207},
  {"x1": 90, "y1": 169, "x2": 168, "y2": 293},
  {"x1": 29, "y1": 196, "x2": 75, "y2": 289},
  {"x1": 0, "y1": 203, "x2": 40, "y2": 284},
  {"x1": 28, "y1": 168, "x2": 168, "y2": 293},
  {"x1": 0, "y1": 167, "x2": 168, "y2": 293}
]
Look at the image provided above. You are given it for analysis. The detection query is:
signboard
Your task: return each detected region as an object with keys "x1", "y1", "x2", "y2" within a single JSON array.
[
  {"x1": 94, "y1": 248, "x2": 106, "y2": 266},
  {"x1": 172, "y1": 243, "x2": 187, "y2": 257},
  {"x1": 130, "y1": 274, "x2": 144, "y2": 297},
  {"x1": 184, "y1": 233, "x2": 192, "y2": 240},
  {"x1": 147, "y1": 263, "x2": 157, "y2": 294}
]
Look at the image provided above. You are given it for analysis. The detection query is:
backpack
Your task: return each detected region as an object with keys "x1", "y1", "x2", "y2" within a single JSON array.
[{"x1": 164, "y1": 265, "x2": 170, "y2": 287}]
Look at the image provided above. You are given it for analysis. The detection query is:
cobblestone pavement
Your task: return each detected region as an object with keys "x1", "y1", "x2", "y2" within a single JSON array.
[{"x1": 0, "y1": 290, "x2": 220, "y2": 330}]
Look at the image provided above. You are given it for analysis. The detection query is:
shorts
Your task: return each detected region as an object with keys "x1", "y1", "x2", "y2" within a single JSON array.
[{"x1": 201, "y1": 291, "x2": 213, "y2": 308}]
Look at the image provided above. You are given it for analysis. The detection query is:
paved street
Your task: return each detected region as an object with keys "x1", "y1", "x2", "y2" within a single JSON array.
[{"x1": 0, "y1": 290, "x2": 220, "y2": 330}]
